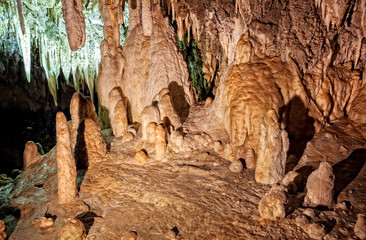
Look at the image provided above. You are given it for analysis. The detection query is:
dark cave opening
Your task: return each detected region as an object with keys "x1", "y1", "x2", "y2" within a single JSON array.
[{"x1": 0, "y1": 51, "x2": 94, "y2": 175}]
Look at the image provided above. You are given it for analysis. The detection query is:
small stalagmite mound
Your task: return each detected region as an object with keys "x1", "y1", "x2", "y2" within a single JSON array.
[
  {"x1": 303, "y1": 161, "x2": 334, "y2": 208},
  {"x1": 229, "y1": 159, "x2": 244, "y2": 173},
  {"x1": 135, "y1": 150, "x2": 148, "y2": 165},
  {"x1": 0, "y1": 220, "x2": 6, "y2": 240},
  {"x1": 141, "y1": 105, "x2": 160, "y2": 140},
  {"x1": 60, "y1": 219, "x2": 86, "y2": 240},
  {"x1": 56, "y1": 111, "x2": 78, "y2": 205},
  {"x1": 355, "y1": 214, "x2": 366, "y2": 240},
  {"x1": 259, "y1": 184, "x2": 289, "y2": 221},
  {"x1": 23, "y1": 141, "x2": 41, "y2": 168},
  {"x1": 112, "y1": 100, "x2": 128, "y2": 138},
  {"x1": 155, "y1": 124, "x2": 167, "y2": 161}
]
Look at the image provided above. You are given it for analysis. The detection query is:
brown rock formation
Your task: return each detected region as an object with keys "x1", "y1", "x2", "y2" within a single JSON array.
[
  {"x1": 255, "y1": 109, "x2": 289, "y2": 184},
  {"x1": 355, "y1": 214, "x2": 366, "y2": 240},
  {"x1": 75, "y1": 118, "x2": 107, "y2": 168},
  {"x1": 56, "y1": 112, "x2": 78, "y2": 205},
  {"x1": 61, "y1": 0, "x2": 86, "y2": 51},
  {"x1": 60, "y1": 219, "x2": 86, "y2": 240},
  {"x1": 70, "y1": 92, "x2": 99, "y2": 151},
  {"x1": 155, "y1": 124, "x2": 166, "y2": 161},
  {"x1": 304, "y1": 161, "x2": 335, "y2": 208},
  {"x1": 141, "y1": 105, "x2": 160, "y2": 140},
  {"x1": 258, "y1": 184, "x2": 289, "y2": 221},
  {"x1": 23, "y1": 141, "x2": 41, "y2": 168},
  {"x1": 0, "y1": 220, "x2": 5, "y2": 240}
]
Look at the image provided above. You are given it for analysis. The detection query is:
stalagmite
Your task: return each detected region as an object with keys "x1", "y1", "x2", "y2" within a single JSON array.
[
  {"x1": 75, "y1": 118, "x2": 107, "y2": 168},
  {"x1": 60, "y1": 219, "x2": 86, "y2": 240},
  {"x1": 259, "y1": 184, "x2": 289, "y2": 221},
  {"x1": 255, "y1": 109, "x2": 289, "y2": 184},
  {"x1": 97, "y1": 40, "x2": 125, "y2": 111},
  {"x1": 229, "y1": 159, "x2": 244, "y2": 173},
  {"x1": 142, "y1": 0, "x2": 152, "y2": 36},
  {"x1": 146, "y1": 122, "x2": 157, "y2": 144},
  {"x1": 112, "y1": 100, "x2": 128, "y2": 137},
  {"x1": 23, "y1": 141, "x2": 41, "y2": 168},
  {"x1": 128, "y1": 0, "x2": 141, "y2": 31},
  {"x1": 61, "y1": 0, "x2": 86, "y2": 51},
  {"x1": 155, "y1": 124, "x2": 166, "y2": 161},
  {"x1": 0, "y1": 220, "x2": 5, "y2": 240},
  {"x1": 304, "y1": 161, "x2": 334, "y2": 208},
  {"x1": 16, "y1": 0, "x2": 25, "y2": 34},
  {"x1": 56, "y1": 112, "x2": 78, "y2": 205},
  {"x1": 355, "y1": 214, "x2": 366, "y2": 240},
  {"x1": 141, "y1": 105, "x2": 160, "y2": 140},
  {"x1": 70, "y1": 92, "x2": 99, "y2": 151},
  {"x1": 158, "y1": 93, "x2": 181, "y2": 128},
  {"x1": 135, "y1": 150, "x2": 148, "y2": 165}
]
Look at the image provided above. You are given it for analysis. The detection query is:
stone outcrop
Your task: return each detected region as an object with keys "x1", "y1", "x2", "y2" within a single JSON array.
[
  {"x1": 23, "y1": 141, "x2": 41, "y2": 168},
  {"x1": 61, "y1": 0, "x2": 86, "y2": 51},
  {"x1": 304, "y1": 161, "x2": 334, "y2": 208},
  {"x1": 56, "y1": 112, "x2": 78, "y2": 204}
]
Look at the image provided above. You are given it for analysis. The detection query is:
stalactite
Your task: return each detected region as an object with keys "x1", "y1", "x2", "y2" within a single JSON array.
[
  {"x1": 16, "y1": 0, "x2": 25, "y2": 35},
  {"x1": 61, "y1": 0, "x2": 86, "y2": 51}
]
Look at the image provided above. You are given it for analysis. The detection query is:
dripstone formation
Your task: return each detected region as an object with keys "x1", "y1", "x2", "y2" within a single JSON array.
[{"x1": 4, "y1": 0, "x2": 366, "y2": 239}]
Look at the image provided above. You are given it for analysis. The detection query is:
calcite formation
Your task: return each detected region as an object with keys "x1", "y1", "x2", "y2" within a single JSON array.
[
  {"x1": 70, "y1": 92, "x2": 100, "y2": 151},
  {"x1": 6, "y1": 0, "x2": 366, "y2": 239},
  {"x1": 119, "y1": 4, "x2": 194, "y2": 122},
  {"x1": 356, "y1": 214, "x2": 366, "y2": 240},
  {"x1": 258, "y1": 184, "x2": 289, "y2": 221},
  {"x1": 75, "y1": 118, "x2": 107, "y2": 167},
  {"x1": 0, "y1": 220, "x2": 5, "y2": 240},
  {"x1": 155, "y1": 124, "x2": 166, "y2": 161},
  {"x1": 141, "y1": 105, "x2": 160, "y2": 140},
  {"x1": 60, "y1": 219, "x2": 86, "y2": 240},
  {"x1": 56, "y1": 112, "x2": 78, "y2": 205},
  {"x1": 304, "y1": 161, "x2": 335, "y2": 208},
  {"x1": 255, "y1": 110, "x2": 289, "y2": 184},
  {"x1": 23, "y1": 141, "x2": 41, "y2": 168},
  {"x1": 61, "y1": 0, "x2": 86, "y2": 51},
  {"x1": 108, "y1": 88, "x2": 128, "y2": 137}
]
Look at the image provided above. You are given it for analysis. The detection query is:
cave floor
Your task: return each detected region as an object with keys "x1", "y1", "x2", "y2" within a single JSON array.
[{"x1": 7, "y1": 120, "x2": 366, "y2": 240}]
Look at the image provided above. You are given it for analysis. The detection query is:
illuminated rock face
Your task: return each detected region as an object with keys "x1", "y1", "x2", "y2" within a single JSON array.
[
  {"x1": 61, "y1": 0, "x2": 86, "y2": 51},
  {"x1": 56, "y1": 112, "x2": 78, "y2": 205}
]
